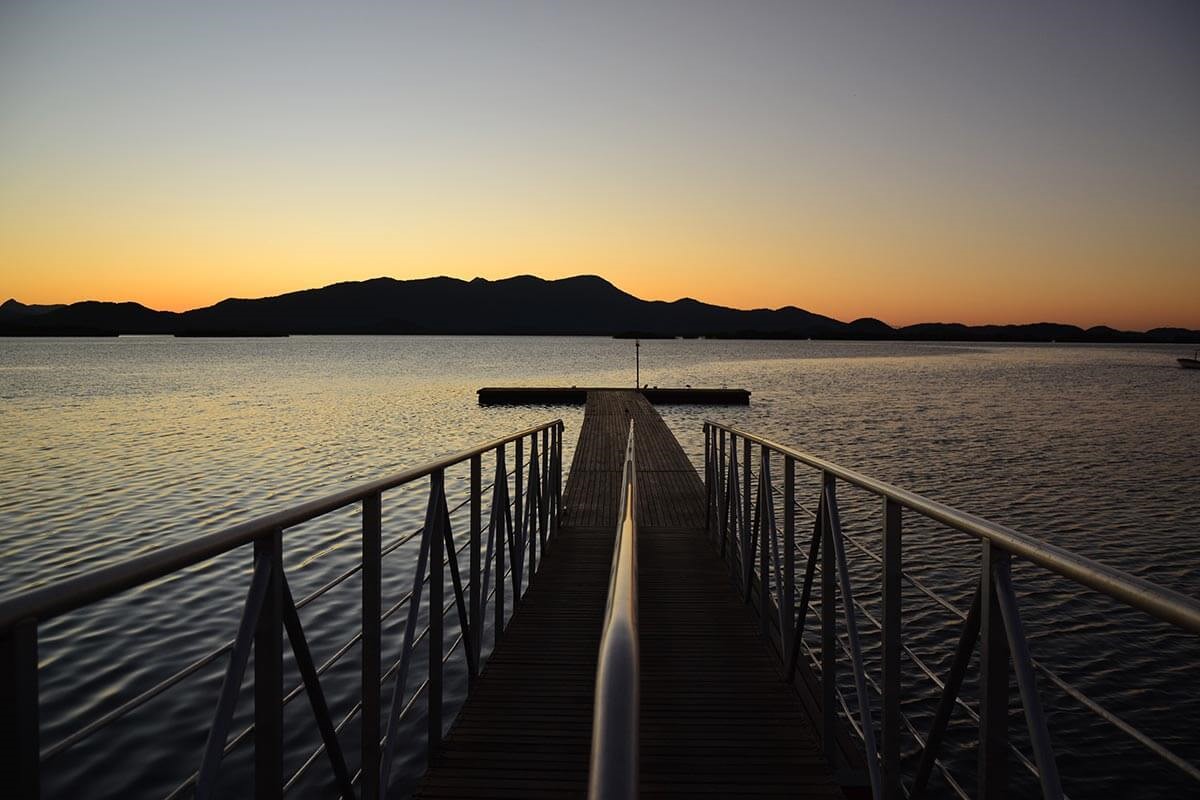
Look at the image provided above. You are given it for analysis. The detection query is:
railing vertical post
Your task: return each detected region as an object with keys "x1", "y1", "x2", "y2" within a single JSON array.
[
  {"x1": 782, "y1": 455, "x2": 796, "y2": 666},
  {"x1": 979, "y1": 540, "x2": 1010, "y2": 799},
  {"x1": 469, "y1": 455, "x2": 482, "y2": 681},
  {"x1": 528, "y1": 433, "x2": 539, "y2": 579},
  {"x1": 742, "y1": 437, "x2": 752, "y2": 597},
  {"x1": 758, "y1": 446, "x2": 771, "y2": 636},
  {"x1": 704, "y1": 424, "x2": 712, "y2": 537},
  {"x1": 881, "y1": 499, "x2": 902, "y2": 800},
  {"x1": 554, "y1": 423, "x2": 563, "y2": 536},
  {"x1": 820, "y1": 472, "x2": 838, "y2": 766},
  {"x1": 700, "y1": 424, "x2": 710, "y2": 537},
  {"x1": 360, "y1": 495, "x2": 382, "y2": 799},
  {"x1": 728, "y1": 435, "x2": 740, "y2": 583},
  {"x1": 0, "y1": 618, "x2": 39, "y2": 800},
  {"x1": 717, "y1": 429, "x2": 727, "y2": 556},
  {"x1": 495, "y1": 446, "x2": 507, "y2": 639},
  {"x1": 547, "y1": 426, "x2": 556, "y2": 537},
  {"x1": 726, "y1": 434, "x2": 737, "y2": 573},
  {"x1": 514, "y1": 436, "x2": 524, "y2": 597},
  {"x1": 540, "y1": 428, "x2": 550, "y2": 550},
  {"x1": 254, "y1": 529, "x2": 284, "y2": 800},
  {"x1": 428, "y1": 470, "x2": 445, "y2": 758}
]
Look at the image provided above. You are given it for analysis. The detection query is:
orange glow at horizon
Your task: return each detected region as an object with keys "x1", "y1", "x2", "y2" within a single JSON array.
[{"x1": 3, "y1": 180, "x2": 1197, "y2": 331}]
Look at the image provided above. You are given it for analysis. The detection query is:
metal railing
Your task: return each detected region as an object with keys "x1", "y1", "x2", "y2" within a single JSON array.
[
  {"x1": 0, "y1": 419, "x2": 564, "y2": 800},
  {"x1": 588, "y1": 420, "x2": 640, "y2": 800},
  {"x1": 702, "y1": 420, "x2": 1200, "y2": 800}
]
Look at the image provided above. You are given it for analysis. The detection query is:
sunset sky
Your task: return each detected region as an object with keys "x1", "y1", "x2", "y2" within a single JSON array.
[{"x1": 1, "y1": 1, "x2": 1197, "y2": 329}]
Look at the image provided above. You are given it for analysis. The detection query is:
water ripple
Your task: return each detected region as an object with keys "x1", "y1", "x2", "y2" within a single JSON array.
[{"x1": 1, "y1": 337, "x2": 1197, "y2": 798}]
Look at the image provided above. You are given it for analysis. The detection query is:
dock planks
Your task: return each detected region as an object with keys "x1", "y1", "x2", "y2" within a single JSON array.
[{"x1": 415, "y1": 391, "x2": 840, "y2": 798}]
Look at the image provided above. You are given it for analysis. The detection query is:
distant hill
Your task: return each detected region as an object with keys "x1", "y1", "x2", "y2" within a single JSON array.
[
  {"x1": 0, "y1": 299, "x2": 66, "y2": 320},
  {"x1": 2, "y1": 275, "x2": 1198, "y2": 342},
  {"x1": 891, "y1": 322, "x2": 1200, "y2": 343},
  {"x1": 174, "y1": 275, "x2": 845, "y2": 336}
]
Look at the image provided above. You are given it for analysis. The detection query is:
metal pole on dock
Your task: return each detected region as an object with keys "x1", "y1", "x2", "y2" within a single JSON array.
[{"x1": 635, "y1": 339, "x2": 640, "y2": 388}]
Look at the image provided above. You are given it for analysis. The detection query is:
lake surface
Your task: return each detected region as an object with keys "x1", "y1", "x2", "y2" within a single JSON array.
[{"x1": 1, "y1": 336, "x2": 1197, "y2": 798}]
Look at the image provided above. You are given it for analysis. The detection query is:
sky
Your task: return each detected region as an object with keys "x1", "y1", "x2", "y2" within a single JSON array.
[{"x1": 1, "y1": 1, "x2": 1197, "y2": 329}]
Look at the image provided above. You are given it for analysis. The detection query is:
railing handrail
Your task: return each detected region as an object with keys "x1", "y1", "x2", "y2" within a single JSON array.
[
  {"x1": 588, "y1": 420, "x2": 640, "y2": 800},
  {"x1": 705, "y1": 420, "x2": 1200, "y2": 636},
  {"x1": 0, "y1": 419, "x2": 562, "y2": 631}
]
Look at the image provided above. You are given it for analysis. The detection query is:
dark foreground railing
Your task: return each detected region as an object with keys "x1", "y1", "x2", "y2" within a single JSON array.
[
  {"x1": 703, "y1": 421, "x2": 1200, "y2": 800},
  {"x1": 588, "y1": 420, "x2": 640, "y2": 800},
  {"x1": 0, "y1": 420, "x2": 564, "y2": 800}
]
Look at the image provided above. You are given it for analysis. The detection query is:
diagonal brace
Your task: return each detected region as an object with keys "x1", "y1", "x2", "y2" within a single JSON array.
[
  {"x1": 280, "y1": 575, "x2": 357, "y2": 800},
  {"x1": 196, "y1": 553, "x2": 273, "y2": 800}
]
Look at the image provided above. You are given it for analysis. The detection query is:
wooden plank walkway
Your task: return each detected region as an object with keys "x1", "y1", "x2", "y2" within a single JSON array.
[{"x1": 415, "y1": 391, "x2": 841, "y2": 798}]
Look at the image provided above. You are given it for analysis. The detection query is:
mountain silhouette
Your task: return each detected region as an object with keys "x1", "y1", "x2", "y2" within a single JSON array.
[
  {"x1": 175, "y1": 275, "x2": 845, "y2": 336},
  {"x1": 0, "y1": 299, "x2": 66, "y2": 319},
  {"x1": 2, "y1": 274, "x2": 1197, "y2": 342}
]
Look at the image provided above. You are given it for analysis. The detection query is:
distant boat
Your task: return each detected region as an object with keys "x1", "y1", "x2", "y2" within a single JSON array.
[{"x1": 1179, "y1": 350, "x2": 1200, "y2": 369}]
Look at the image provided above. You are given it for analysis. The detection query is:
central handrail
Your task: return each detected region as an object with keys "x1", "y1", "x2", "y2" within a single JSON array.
[{"x1": 588, "y1": 419, "x2": 640, "y2": 800}]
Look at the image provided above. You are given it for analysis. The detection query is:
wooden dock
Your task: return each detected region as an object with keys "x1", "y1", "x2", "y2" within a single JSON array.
[
  {"x1": 417, "y1": 391, "x2": 840, "y2": 798},
  {"x1": 477, "y1": 387, "x2": 750, "y2": 406}
]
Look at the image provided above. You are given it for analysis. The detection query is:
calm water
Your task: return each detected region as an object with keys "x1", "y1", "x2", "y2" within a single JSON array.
[{"x1": 1, "y1": 337, "x2": 1197, "y2": 798}]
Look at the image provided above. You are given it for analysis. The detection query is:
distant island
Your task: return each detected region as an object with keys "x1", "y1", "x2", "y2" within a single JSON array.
[{"x1": 2, "y1": 274, "x2": 1198, "y2": 342}]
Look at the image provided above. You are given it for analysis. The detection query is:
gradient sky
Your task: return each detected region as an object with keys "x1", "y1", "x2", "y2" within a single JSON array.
[{"x1": 1, "y1": 1, "x2": 1197, "y2": 328}]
